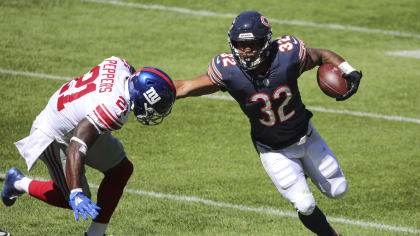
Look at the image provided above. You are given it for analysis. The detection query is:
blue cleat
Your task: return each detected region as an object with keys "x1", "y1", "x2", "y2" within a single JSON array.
[{"x1": 2, "y1": 167, "x2": 25, "y2": 207}]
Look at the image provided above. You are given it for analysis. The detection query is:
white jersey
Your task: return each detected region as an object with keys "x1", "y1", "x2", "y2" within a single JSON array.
[{"x1": 15, "y1": 56, "x2": 134, "y2": 170}]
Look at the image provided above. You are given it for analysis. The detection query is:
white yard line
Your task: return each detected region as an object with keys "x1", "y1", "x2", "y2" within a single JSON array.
[
  {"x1": 120, "y1": 186, "x2": 420, "y2": 234},
  {"x1": 0, "y1": 173, "x2": 419, "y2": 234},
  {"x1": 385, "y1": 50, "x2": 420, "y2": 59},
  {"x1": 1, "y1": 68, "x2": 419, "y2": 125},
  {"x1": 82, "y1": 0, "x2": 420, "y2": 39},
  {"x1": 0, "y1": 68, "x2": 72, "y2": 81}
]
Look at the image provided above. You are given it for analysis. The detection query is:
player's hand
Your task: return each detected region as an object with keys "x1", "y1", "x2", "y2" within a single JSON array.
[
  {"x1": 336, "y1": 70, "x2": 362, "y2": 101},
  {"x1": 69, "y1": 189, "x2": 101, "y2": 221}
]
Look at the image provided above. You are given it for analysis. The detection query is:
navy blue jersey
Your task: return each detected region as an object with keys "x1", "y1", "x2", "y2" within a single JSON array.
[{"x1": 207, "y1": 35, "x2": 313, "y2": 150}]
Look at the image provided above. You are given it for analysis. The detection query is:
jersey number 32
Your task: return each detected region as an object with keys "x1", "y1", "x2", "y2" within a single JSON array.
[{"x1": 251, "y1": 86, "x2": 296, "y2": 127}]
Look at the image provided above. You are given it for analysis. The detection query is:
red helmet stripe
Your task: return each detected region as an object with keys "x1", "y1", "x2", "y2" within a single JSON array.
[{"x1": 141, "y1": 67, "x2": 175, "y2": 91}]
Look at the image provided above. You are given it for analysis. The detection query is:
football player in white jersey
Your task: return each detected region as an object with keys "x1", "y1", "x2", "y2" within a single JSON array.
[{"x1": 2, "y1": 57, "x2": 176, "y2": 236}]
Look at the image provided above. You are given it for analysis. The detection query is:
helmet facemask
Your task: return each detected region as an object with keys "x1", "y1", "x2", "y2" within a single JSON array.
[
  {"x1": 229, "y1": 37, "x2": 271, "y2": 71},
  {"x1": 131, "y1": 100, "x2": 171, "y2": 126}
]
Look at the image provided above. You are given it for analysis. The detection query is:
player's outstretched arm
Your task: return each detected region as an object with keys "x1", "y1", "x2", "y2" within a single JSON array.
[
  {"x1": 304, "y1": 48, "x2": 362, "y2": 101},
  {"x1": 174, "y1": 74, "x2": 220, "y2": 99},
  {"x1": 66, "y1": 118, "x2": 101, "y2": 221}
]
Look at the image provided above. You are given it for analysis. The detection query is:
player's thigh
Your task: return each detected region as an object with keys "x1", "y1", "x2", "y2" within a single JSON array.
[
  {"x1": 259, "y1": 148, "x2": 316, "y2": 214},
  {"x1": 85, "y1": 133, "x2": 126, "y2": 173},
  {"x1": 303, "y1": 124, "x2": 347, "y2": 198},
  {"x1": 39, "y1": 141, "x2": 90, "y2": 200}
]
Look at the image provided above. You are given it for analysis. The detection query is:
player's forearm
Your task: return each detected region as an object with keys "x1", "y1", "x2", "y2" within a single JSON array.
[
  {"x1": 308, "y1": 48, "x2": 345, "y2": 66},
  {"x1": 174, "y1": 74, "x2": 219, "y2": 99},
  {"x1": 174, "y1": 79, "x2": 203, "y2": 99},
  {"x1": 65, "y1": 144, "x2": 85, "y2": 190},
  {"x1": 65, "y1": 118, "x2": 99, "y2": 190},
  {"x1": 318, "y1": 49, "x2": 345, "y2": 66},
  {"x1": 174, "y1": 80, "x2": 188, "y2": 99},
  {"x1": 304, "y1": 48, "x2": 345, "y2": 72},
  {"x1": 312, "y1": 48, "x2": 357, "y2": 74}
]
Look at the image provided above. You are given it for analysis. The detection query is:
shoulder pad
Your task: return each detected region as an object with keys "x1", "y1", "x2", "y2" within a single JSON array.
[
  {"x1": 207, "y1": 54, "x2": 236, "y2": 88},
  {"x1": 273, "y1": 35, "x2": 307, "y2": 63}
]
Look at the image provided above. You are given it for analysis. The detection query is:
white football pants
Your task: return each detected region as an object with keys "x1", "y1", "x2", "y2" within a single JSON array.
[{"x1": 257, "y1": 122, "x2": 348, "y2": 215}]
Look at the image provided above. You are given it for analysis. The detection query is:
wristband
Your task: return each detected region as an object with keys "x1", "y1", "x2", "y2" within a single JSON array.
[
  {"x1": 70, "y1": 137, "x2": 88, "y2": 155},
  {"x1": 338, "y1": 61, "x2": 356, "y2": 74},
  {"x1": 69, "y1": 188, "x2": 83, "y2": 199}
]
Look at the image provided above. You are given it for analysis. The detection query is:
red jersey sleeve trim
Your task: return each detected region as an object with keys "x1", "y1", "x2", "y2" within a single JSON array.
[
  {"x1": 93, "y1": 109, "x2": 112, "y2": 130},
  {"x1": 100, "y1": 104, "x2": 123, "y2": 127},
  {"x1": 94, "y1": 104, "x2": 122, "y2": 131}
]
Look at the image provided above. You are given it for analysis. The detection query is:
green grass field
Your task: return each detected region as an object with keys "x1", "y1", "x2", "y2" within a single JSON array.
[{"x1": 1, "y1": 0, "x2": 419, "y2": 235}]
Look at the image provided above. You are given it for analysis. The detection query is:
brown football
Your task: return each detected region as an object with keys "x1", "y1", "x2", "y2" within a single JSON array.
[{"x1": 316, "y1": 64, "x2": 348, "y2": 98}]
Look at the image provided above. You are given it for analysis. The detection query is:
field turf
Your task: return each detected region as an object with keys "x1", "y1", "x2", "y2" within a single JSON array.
[{"x1": 0, "y1": 0, "x2": 419, "y2": 235}]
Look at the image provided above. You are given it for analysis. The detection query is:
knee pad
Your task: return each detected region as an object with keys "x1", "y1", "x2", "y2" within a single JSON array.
[
  {"x1": 318, "y1": 154, "x2": 339, "y2": 179},
  {"x1": 271, "y1": 159, "x2": 298, "y2": 190},
  {"x1": 331, "y1": 178, "x2": 348, "y2": 198},
  {"x1": 294, "y1": 195, "x2": 316, "y2": 215}
]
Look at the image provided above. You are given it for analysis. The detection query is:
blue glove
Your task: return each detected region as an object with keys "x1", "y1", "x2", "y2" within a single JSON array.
[{"x1": 69, "y1": 188, "x2": 101, "y2": 221}]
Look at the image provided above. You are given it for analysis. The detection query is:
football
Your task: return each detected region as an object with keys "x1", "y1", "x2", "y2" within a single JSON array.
[{"x1": 316, "y1": 64, "x2": 348, "y2": 98}]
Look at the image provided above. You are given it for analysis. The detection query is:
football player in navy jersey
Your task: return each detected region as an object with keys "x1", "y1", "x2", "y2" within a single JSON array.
[{"x1": 175, "y1": 11, "x2": 362, "y2": 236}]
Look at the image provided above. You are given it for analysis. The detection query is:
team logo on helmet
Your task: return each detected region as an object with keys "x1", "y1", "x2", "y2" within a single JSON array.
[
  {"x1": 143, "y1": 87, "x2": 161, "y2": 105},
  {"x1": 261, "y1": 16, "x2": 270, "y2": 27},
  {"x1": 128, "y1": 67, "x2": 175, "y2": 126}
]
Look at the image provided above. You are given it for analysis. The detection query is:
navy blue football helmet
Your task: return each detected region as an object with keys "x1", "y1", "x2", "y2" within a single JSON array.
[
  {"x1": 128, "y1": 67, "x2": 176, "y2": 125},
  {"x1": 228, "y1": 11, "x2": 272, "y2": 71}
]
